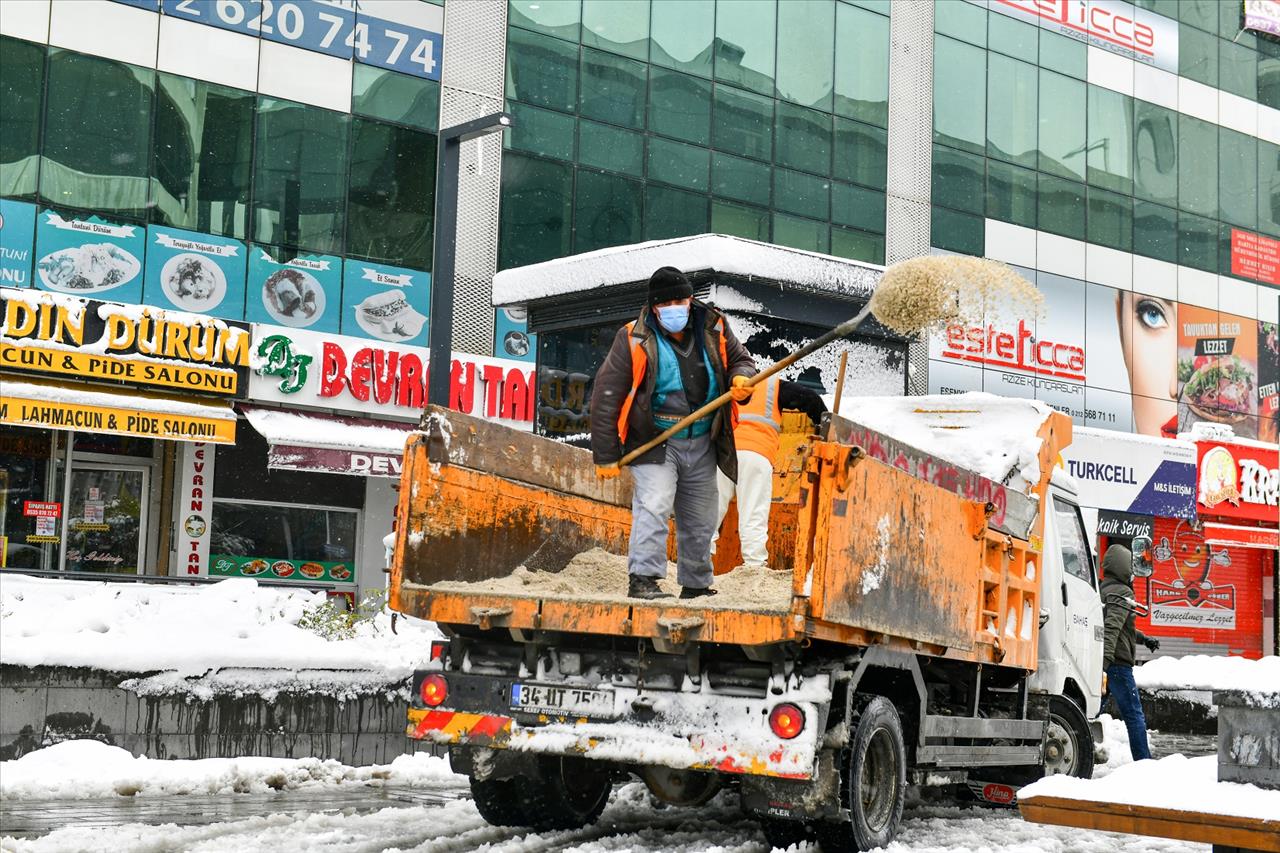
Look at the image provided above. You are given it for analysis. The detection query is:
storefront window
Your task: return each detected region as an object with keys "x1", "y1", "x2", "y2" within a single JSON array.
[
  {"x1": 498, "y1": 153, "x2": 573, "y2": 269},
  {"x1": 581, "y1": 0, "x2": 649, "y2": 62},
  {"x1": 346, "y1": 117, "x2": 435, "y2": 270},
  {"x1": 933, "y1": 35, "x2": 986, "y2": 156},
  {"x1": 64, "y1": 466, "x2": 147, "y2": 575},
  {"x1": 537, "y1": 321, "x2": 624, "y2": 441},
  {"x1": 776, "y1": 0, "x2": 834, "y2": 112},
  {"x1": 352, "y1": 63, "x2": 440, "y2": 134},
  {"x1": 713, "y1": 85, "x2": 773, "y2": 162},
  {"x1": 41, "y1": 49, "x2": 154, "y2": 220},
  {"x1": 834, "y1": 3, "x2": 889, "y2": 128},
  {"x1": 648, "y1": 67, "x2": 712, "y2": 145},
  {"x1": 713, "y1": 0, "x2": 776, "y2": 96},
  {"x1": 987, "y1": 54, "x2": 1038, "y2": 169},
  {"x1": 650, "y1": 0, "x2": 714, "y2": 77},
  {"x1": 643, "y1": 184, "x2": 709, "y2": 239},
  {"x1": 0, "y1": 428, "x2": 54, "y2": 571},
  {"x1": 0, "y1": 36, "x2": 44, "y2": 200},
  {"x1": 580, "y1": 47, "x2": 647, "y2": 128},
  {"x1": 574, "y1": 169, "x2": 642, "y2": 253},
  {"x1": 210, "y1": 500, "x2": 357, "y2": 579},
  {"x1": 252, "y1": 97, "x2": 350, "y2": 255},
  {"x1": 151, "y1": 73, "x2": 254, "y2": 240}
]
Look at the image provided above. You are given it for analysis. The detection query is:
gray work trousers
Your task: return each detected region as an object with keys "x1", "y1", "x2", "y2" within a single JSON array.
[{"x1": 627, "y1": 434, "x2": 719, "y2": 589}]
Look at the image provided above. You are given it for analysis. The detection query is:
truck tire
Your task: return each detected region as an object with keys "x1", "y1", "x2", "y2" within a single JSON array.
[
  {"x1": 470, "y1": 775, "x2": 535, "y2": 827},
  {"x1": 1044, "y1": 695, "x2": 1094, "y2": 779},
  {"x1": 516, "y1": 755, "x2": 612, "y2": 831},
  {"x1": 816, "y1": 696, "x2": 906, "y2": 852}
]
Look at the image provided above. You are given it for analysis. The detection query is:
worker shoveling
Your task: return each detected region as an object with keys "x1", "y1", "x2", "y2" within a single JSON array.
[{"x1": 388, "y1": 251, "x2": 1102, "y2": 852}]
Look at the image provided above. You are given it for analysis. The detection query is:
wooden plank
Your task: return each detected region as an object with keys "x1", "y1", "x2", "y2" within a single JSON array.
[
  {"x1": 1019, "y1": 796, "x2": 1280, "y2": 852},
  {"x1": 419, "y1": 406, "x2": 632, "y2": 507}
]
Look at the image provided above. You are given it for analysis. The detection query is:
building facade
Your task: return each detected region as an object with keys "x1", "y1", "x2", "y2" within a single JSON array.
[{"x1": 0, "y1": 0, "x2": 1276, "y2": 647}]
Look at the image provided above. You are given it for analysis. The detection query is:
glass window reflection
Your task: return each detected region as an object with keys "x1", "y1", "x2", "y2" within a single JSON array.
[
  {"x1": 650, "y1": 0, "x2": 714, "y2": 77},
  {"x1": 714, "y1": 0, "x2": 776, "y2": 95},
  {"x1": 582, "y1": 0, "x2": 649, "y2": 61},
  {"x1": 0, "y1": 36, "x2": 44, "y2": 200},
  {"x1": 776, "y1": 0, "x2": 833, "y2": 112},
  {"x1": 835, "y1": 4, "x2": 889, "y2": 127}
]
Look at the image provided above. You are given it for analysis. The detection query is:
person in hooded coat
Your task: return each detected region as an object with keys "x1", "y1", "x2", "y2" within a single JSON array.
[{"x1": 1100, "y1": 543, "x2": 1160, "y2": 761}]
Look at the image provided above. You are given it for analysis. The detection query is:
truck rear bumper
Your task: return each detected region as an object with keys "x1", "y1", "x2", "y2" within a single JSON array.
[{"x1": 406, "y1": 673, "x2": 827, "y2": 780}]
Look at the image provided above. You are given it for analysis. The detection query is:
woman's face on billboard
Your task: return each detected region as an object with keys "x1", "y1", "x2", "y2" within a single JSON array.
[{"x1": 1117, "y1": 292, "x2": 1177, "y2": 436}]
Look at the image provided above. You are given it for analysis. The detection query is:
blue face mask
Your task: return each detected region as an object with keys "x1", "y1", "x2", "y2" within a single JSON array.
[{"x1": 656, "y1": 304, "x2": 690, "y2": 333}]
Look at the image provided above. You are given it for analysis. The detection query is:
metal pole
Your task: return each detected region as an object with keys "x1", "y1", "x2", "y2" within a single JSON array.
[
  {"x1": 426, "y1": 112, "x2": 512, "y2": 408},
  {"x1": 427, "y1": 136, "x2": 460, "y2": 408}
]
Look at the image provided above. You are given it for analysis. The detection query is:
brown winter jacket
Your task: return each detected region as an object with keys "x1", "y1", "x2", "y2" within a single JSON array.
[{"x1": 590, "y1": 301, "x2": 757, "y2": 480}]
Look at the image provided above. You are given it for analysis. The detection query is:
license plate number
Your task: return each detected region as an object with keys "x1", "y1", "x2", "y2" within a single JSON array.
[{"x1": 510, "y1": 683, "x2": 615, "y2": 718}]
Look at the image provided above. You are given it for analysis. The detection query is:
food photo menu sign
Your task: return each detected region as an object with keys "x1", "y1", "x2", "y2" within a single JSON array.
[
  {"x1": 33, "y1": 209, "x2": 146, "y2": 305},
  {"x1": 339, "y1": 259, "x2": 429, "y2": 344},
  {"x1": 245, "y1": 245, "x2": 341, "y2": 334},
  {"x1": 143, "y1": 224, "x2": 248, "y2": 319}
]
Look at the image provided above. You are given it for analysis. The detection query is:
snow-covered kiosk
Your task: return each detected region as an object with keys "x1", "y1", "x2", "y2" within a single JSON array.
[{"x1": 490, "y1": 234, "x2": 910, "y2": 441}]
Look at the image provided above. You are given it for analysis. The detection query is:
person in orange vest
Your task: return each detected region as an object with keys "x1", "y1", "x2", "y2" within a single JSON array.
[
  {"x1": 590, "y1": 267, "x2": 757, "y2": 600},
  {"x1": 714, "y1": 377, "x2": 826, "y2": 568}
]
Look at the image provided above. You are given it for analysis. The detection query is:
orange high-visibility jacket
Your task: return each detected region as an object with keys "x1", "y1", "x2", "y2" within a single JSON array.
[{"x1": 734, "y1": 376, "x2": 782, "y2": 462}]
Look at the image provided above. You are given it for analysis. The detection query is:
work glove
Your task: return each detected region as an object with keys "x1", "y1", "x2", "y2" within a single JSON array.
[
  {"x1": 729, "y1": 375, "x2": 754, "y2": 402},
  {"x1": 1143, "y1": 637, "x2": 1160, "y2": 652},
  {"x1": 595, "y1": 464, "x2": 621, "y2": 480}
]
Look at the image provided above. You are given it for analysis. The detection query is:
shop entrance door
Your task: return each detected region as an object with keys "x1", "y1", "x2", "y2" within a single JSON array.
[{"x1": 62, "y1": 465, "x2": 149, "y2": 575}]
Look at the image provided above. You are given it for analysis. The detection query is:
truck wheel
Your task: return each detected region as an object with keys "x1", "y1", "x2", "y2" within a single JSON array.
[
  {"x1": 759, "y1": 817, "x2": 814, "y2": 850},
  {"x1": 516, "y1": 755, "x2": 612, "y2": 831},
  {"x1": 1044, "y1": 695, "x2": 1094, "y2": 779},
  {"x1": 816, "y1": 696, "x2": 906, "y2": 852},
  {"x1": 470, "y1": 775, "x2": 535, "y2": 827}
]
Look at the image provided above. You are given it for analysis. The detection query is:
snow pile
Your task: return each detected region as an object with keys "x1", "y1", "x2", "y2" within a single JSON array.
[
  {"x1": 0, "y1": 574, "x2": 441, "y2": 686},
  {"x1": 1135, "y1": 655, "x2": 1280, "y2": 696},
  {"x1": 1093, "y1": 714, "x2": 1135, "y2": 778},
  {"x1": 242, "y1": 406, "x2": 415, "y2": 453},
  {"x1": 0, "y1": 740, "x2": 461, "y2": 800},
  {"x1": 491, "y1": 233, "x2": 882, "y2": 304},
  {"x1": 1020, "y1": 753, "x2": 1280, "y2": 822},
  {"x1": 836, "y1": 392, "x2": 1053, "y2": 487}
]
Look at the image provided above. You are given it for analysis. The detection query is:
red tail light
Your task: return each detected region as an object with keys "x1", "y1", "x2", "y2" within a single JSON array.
[
  {"x1": 420, "y1": 674, "x2": 448, "y2": 707},
  {"x1": 429, "y1": 641, "x2": 447, "y2": 662},
  {"x1": 769, "y1": 703, "x2": 805, "y2": 739}
]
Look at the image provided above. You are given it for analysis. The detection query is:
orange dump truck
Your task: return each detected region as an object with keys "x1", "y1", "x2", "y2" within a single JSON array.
[{"x1": 390, "y1": 396, "x2": 1122, "y2": 850}]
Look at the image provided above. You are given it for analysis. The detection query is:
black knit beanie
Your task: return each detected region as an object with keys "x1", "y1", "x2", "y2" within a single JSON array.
[{"x1": 647, "y1": 266, "x2": 693, "y2": 307}]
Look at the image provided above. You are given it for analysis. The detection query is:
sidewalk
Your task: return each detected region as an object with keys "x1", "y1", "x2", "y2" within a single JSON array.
[{"x1": 0, "y1": 785, "x2": 463, "y2": 839}]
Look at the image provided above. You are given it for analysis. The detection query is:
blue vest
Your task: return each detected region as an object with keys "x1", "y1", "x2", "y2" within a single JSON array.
[{"x1": 652, "y1": 329, "x2": 719, "y2": 439}]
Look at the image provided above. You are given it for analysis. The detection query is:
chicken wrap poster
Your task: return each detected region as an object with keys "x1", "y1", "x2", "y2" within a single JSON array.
[
  {"x1": 0, "y1": 199, "x2": 37, "y2": 288},
  {"x1": 1177, "y1": 306, "x2": 1259, "y2": 440},
  {"x1": 1260, "y1": 320, "x2": 1279, "y2": 444},
  {"x1": 246, "y1": 245, "x2": 340, "y2": 334},
  {"x1": 340, "y1": 259, "x2": 430, "y2": 345},
  {"x1": 33, "y1": 209, "x2": 145, "y2": 305},
  {"x1": 142, "y1": 225, "x2": 247, "y2": 320}
]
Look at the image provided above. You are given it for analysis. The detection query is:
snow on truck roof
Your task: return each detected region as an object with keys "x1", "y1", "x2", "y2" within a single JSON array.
[
  {"x1": 837, "y1": 392, "x2": 1056, "y2": 491},
  {"x1": 491, "y1": 233, "x2": 883, "y2": 306}
]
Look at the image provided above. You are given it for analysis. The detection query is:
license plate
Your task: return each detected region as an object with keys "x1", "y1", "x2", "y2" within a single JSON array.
[{"x1": 510, "y1": 683, "x2": 616, "y2": 718}]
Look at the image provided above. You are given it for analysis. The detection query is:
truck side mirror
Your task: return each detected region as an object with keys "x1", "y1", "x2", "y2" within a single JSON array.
[{"x1": 1131, "y1": 535, "x2": 1154, "y2": 578}]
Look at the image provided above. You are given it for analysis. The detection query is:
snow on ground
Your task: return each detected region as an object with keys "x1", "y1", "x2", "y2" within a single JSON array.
[
  {"x1": 834, "y1": 392, "x2": 1053, "y2": 487},
  {"x1": 1020, "y1": 753, "x2": 1279, "y2": 822},
  {"x1": 0, "y1": 741, "x2": 461, "y2": 800},
  {"x1": 2, "y1": 781, "x2": 1209, "y2": 853},
  {"x1": 1134, "y1": 654, "x2": 1280, "y2": 696},
  {"x1": 0, "y1": 573, "x2": 441, "y2": 687}
]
